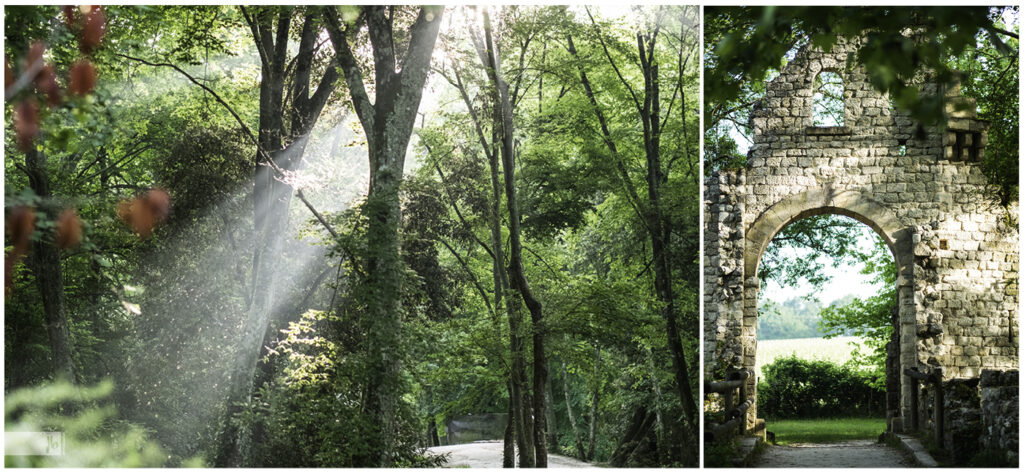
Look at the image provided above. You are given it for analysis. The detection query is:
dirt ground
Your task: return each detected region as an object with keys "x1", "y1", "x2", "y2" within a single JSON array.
[
  {"x1": 424, "y1": 441, "x2": 596, "y2": 468},
  {"x1": 754, "y1": 439, "x2": 911, "y2": 468}
]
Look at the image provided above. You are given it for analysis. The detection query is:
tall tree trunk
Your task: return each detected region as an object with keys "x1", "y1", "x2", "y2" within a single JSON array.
[
  {"x1": 637, "y1": 34, "x2": 698, "y2": 451},
  {"x1": 450, "y1": 46, "x2": 531, "y2": 466},
  {"x1": 24, "y1": 148, "x2": 77, "y2": 384},
  {"x1": 217, "y1": 142, "x2": 305, "y2": 467},
  {"x1": 326, "y1": 6, "x2": 442, "y2": 466},
  {"x1": 504, "y1": 383, "x2": 516, "y2": 468},
  {"x1": 490, "y1": 144, "x2": 525, "y2": 468},
  {"x1": 480, "y1": 10, "x2": 547, "y2": 467},
  {"x1": 212, "y1": 9, "x2": 293, "y2": 466},
  {"x1": 361, "y1": 141, "x2": 405, "y2": 466},
  {"x1": 217, "y1": 7, "x2": 342, "y2": 466},
  {"x1": 545, "y1": 370, "x2": 558, "y2": 450},
  {"x1": 561, "y1": 361, "x2": 587, "y2": 458},
  {"x1": 645, "y1": 347, "x2": 668, "y2": 464},
  {"x1": 484, "y1": 139, "x2": 521, "y2": 468},
  {"x1": 427, "y1": 417, "x2": 440, "y2": 447},
  {"x1": 587, "y1": 345, "x2": 601, "y2": 461}
]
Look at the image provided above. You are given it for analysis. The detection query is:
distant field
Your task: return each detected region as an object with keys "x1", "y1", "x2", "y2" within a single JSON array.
[{"x1": 756, "y1": 336, "x2": 866, "y2": 379}]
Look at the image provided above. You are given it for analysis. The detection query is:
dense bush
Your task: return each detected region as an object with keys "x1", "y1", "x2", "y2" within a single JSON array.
[
  {"x1": 4, "y1": 381, "x2": 202, "y2": 467},
  {"x1": 757, "y1": 356, "x2": 884, "y2": 419},
  {"x1": 245, "y1": 310, "x2": 444, "y2": 468}
]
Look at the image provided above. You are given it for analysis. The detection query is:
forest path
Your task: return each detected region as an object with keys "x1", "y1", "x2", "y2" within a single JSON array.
[
  {"x1": 425, "y1": 442, "x2": 596, "y2": 468},
  {"x1": 754, "y1": 439, "x2": 911, "y2": 468}
]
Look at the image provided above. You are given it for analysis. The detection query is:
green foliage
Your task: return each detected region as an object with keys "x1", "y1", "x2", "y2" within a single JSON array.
[
  {"x1": 950, "y1": 8, "x2": 1019, "y2": 207},
  {"x1": 758, "y1": 298, "x2": 825, "y2": 340},
  {"x1": 757, "y1": 357, "x2": 885, "y2": 419},
  {"x1": 249, "y1": 310, "x2": 444, "y2": 467},
  {"x1": 703, "y1": 123, "x2": 746, "y2": 172},
  {"x1": 703, "y1": 439, "x2": 742, "y2": 468},
  {"x1": 5, "y1": 5, "x2": 700, "y2": 468},
  {"x1": 757, "y1": 209, "x2": 896, "y2": 392},
  {"x1": 758, "y1": 337, "x2": 869, "y2": 379},
  {"x1": 758, "y1": 215, "x2": 868, "y2": 290},
  {"x1": 417, "y1": 5, "x2": 701, "y2": 466},
  {"x1": 4, "y1": 380, "x2": 202, "y2": 467},
  {"x1": 818, "y1": 229, "x2": 896, "y2": 376}
]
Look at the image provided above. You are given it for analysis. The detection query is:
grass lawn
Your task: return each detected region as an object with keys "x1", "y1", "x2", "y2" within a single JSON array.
[{"x1": 766, "y1": 417, "x2": 887, "y2": 444}]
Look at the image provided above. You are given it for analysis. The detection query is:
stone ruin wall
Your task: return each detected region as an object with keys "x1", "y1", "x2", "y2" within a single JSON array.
[
  {"x1": 704, "y1": 36, "x2": 1019, "y2": 431},
  {"x1": 942, "y1": 370, "x2": 1020, "y2": 465}
]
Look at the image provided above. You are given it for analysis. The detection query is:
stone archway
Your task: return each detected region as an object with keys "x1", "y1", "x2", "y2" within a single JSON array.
[
  {"x1": 704, "y1": 35, "x2": 1018, "y2": 442},
  {"x1": 742, "y1": 187, "x2": 916, "y2": 430},
  {"x1": 744, "y1": 187, "x2": 910, "y2": 277}
]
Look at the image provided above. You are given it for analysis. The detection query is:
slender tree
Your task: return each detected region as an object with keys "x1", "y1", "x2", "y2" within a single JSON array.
[
  {"x1": 438, "y1": 9, "x2": 538, "y2": 465},
  {"x1": 216, "y1": 6, "x2": 342, "y2": 466},
  {"x1": 324, "y1": 5, "x2": 443, "y2": 466},
  {"x1": 567, "y1": 6, "x2": 699, "y2": 463},
  {"x1": 23, "y1": 148, "x2": 78, "y2": 385},
  {"x1": 477, "y1": 8, "x2": 548, "y2": 466}
]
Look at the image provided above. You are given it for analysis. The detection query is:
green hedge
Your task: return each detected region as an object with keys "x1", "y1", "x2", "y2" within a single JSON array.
[{"x1": 757, "y1": 356, "x2": 884, "y2": 419}]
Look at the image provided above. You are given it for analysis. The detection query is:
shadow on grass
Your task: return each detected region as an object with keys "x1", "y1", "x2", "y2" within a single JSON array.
[{"x1": 767, "y1": 417, "x2": 886, "y2": 445}]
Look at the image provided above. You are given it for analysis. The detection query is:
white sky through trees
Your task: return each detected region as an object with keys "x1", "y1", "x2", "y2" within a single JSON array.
[{"x1": 761, "y1": 222, "x2": 883, "y2": 306}]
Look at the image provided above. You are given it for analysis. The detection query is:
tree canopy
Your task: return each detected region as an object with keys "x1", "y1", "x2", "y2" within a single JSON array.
[{"x1": 4, "y1": 5, "x2": 699, "y2": 468}]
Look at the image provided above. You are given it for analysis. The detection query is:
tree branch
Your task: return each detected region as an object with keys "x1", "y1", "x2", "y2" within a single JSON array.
[
  {"x1": 295, "y1": 189, "x2": 338, "y2": 239},
  {"x1": 118, "y1": 53, "x2": 340, "y2": 241},
  {"x1": 324, "y1": 7, "x2": 375, "y2": 132},
  {"x1": 585, "y1": 6, "x2": 642, "y2": 113},
  {"x1": 989, "y1": 25, "x2": 1019, "y2": 39},
  {"x1": 239, "y1": 6, "x2": 271, "y2": 71},
  {"x1": 438, "y1": 236, "x2": 495, "y2": 318},
  {"x1": 365, "y1": 6, "x2": 397, "y2": 89}
]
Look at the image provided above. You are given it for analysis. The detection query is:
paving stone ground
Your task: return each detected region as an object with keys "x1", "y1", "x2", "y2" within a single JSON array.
[
  {"x1": 424, "y1": 441, "x2": 595, "y2": 468},
  {"x1": 754, "y1": 439, "x2": 911, "y2": 468}
]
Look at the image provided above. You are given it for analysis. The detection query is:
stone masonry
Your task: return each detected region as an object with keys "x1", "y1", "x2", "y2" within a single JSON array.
[
  {"x1": 979, "y1": 369, "x2": 1019, "y2": 463},
  {"x1": 704, "y1": 35, "x2": 1019, "y2": 437}
]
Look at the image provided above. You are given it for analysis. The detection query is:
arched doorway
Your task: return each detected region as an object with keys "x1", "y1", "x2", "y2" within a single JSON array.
[
  {"x1": 752, "y1": 210, "x2": 898, "y2": 438},
  {"x1": 741, "y1": 187, "x2": 916, "y2": 432}
]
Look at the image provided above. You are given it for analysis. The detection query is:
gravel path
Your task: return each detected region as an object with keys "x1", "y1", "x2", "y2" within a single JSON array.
[
  {"x1": 755, "y1": 439, "x2": 911, "y2": 468},
  {"x1": 425, "y1": 441, "x2": 596, "y2": 468}
]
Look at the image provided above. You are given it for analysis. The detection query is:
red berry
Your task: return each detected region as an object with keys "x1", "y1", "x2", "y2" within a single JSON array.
[
  {"x1": 55, "y1": 209, "x2": 83, "y2": 249},
  {"x1": 13, "y1": 100, "x2": 40, "y2": 152},
  {"x1": 80, "y1": 7, "x2": 106, "y2": 53},
  {"x1": 25, "y1": 41, "x2": 45, "y2": 77},
  {"x1": 7, "y1": 205, "x2": 37, "y2": 257},
  {"x1": 69, "y1": 60, "x2": 96, "y2": 96},
  {"x1": 35, "y1": 64, "x2": 61, "y2": 106}
]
